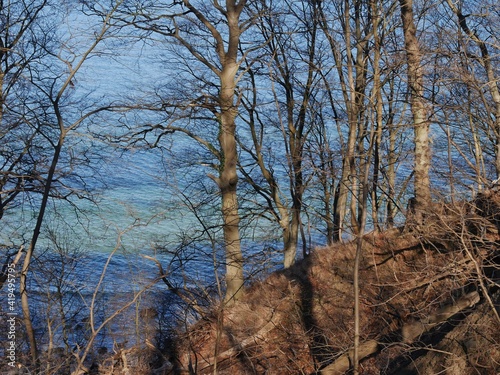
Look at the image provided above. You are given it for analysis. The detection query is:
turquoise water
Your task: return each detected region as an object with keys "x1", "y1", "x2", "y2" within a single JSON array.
[
  {"x1": 0, "y1": 10, "x2": 417, "y2": 352},
  {"x1": 1, "y1": 142, "x2": 227, "y2": 351}
]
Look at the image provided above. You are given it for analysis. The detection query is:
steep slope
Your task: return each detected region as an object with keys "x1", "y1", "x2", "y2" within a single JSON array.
[{"x1": 169, "y1": 194, "x2": 500, "y2": 374}]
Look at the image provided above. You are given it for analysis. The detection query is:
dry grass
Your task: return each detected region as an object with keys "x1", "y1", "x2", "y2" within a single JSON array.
[{"x1": 169, "y1": 195, "x2": 500, "y2": 374}]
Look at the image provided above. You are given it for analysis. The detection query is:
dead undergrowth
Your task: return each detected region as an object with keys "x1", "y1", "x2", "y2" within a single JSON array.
[
  {"x1": 36, "y1": 192, "x2": 499, "y2": 375},
  {"x1": 167, "y1": 192, "x2": 500, "y2": 374}
]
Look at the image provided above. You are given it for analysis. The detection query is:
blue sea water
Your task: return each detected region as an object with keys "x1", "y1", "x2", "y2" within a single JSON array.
[
  {"x1": 0, "y1": 142, "x2": 227, "y2": 352},
  {"x1": 0, "y1": 6, "x2": 420, "y2": 354}
]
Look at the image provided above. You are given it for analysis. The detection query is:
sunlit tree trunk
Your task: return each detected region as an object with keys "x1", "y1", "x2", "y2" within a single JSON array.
[
  {"x1": 207, "y1": 1, "x2": 247, "y2": 303},
  {"x1": 218, "y1": 48, "x2": 244, "y2": 302},
  {"x1": 124, "y1": 0, "x2": 248, "y2": 302},
  {"x1": 399, "y1": 0, "x2": 431, "y2": 215},
  {"x1": 150, "y1": 0, "x2": 247, "y2": 303}
]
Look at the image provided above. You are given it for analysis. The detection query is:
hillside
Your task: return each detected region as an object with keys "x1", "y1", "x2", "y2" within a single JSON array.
[
  {"x1": 162, "y1": 192, "x2": 500, "y2": 375},
  {"x1": 93, "y1": 192, "x2": 500, "y2": 375}
]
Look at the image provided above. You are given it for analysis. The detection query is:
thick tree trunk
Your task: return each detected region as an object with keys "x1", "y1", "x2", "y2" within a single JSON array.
[
  {"x1": 219, "y1": 62, "x2": 244, "y2": 303},
  {"x1": 217, "y1": 3, "x2": 246, "y2": 302},
  {"x1": 283, "y1": 210, "x2": 300, "y2": 268},
  {"x1": 399, "y1": 0, "x2": 431, "y2": 214}
]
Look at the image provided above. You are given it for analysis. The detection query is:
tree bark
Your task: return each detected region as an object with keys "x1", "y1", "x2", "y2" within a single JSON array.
[
  {"x1": 218, "y1": 86, "x2": 244, "y2": 303},
  {"x1": 399, "y1": 0, "x2": 431, "y2": 214},
  {"x1": 217, "y1": 2, "x2": 246, "y2": 303}
]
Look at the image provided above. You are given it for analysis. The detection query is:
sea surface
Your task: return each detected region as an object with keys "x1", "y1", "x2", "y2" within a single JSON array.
[{"x1": 0, "y1": 7, "x2": 426, "y2": 355}]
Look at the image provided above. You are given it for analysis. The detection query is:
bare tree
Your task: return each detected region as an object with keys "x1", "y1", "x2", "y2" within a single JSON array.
[
  {"x1": 16, "y1": 2, "x2": 125, "y2": 363},
  {"x1": 0, "y1": 0, "x2": 50, "y2": 221},
  {"x1": 119, "y1": 0, "x2": 251, "y2": 303},
  {"x1": 399, "y1": 0, "x2": 432, "y2": 215},
  {"x1": 444, "y1": 0, "x2": 500, "y2": 179},
  {"x1": 238, "y1": 0, "x2": 322, "y2": 267},
  {"x1": 317, "y1": 0, "x2": 378, "y2": 240}
]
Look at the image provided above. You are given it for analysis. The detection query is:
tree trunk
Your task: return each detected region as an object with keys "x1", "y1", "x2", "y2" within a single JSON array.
[
  {"x1": 399, "y1": 0, "x2": 431, "y2": 214},
  {"x1": 371, "y1": 2, "x2": 383, "y2": 232},
  {"x1": 283, "y1": 210, "x2": 299, "y2": 268},
  {"x1": 219, "y1": 70, "x2": 244, "y2": 303},
  {"x1": 218, "y1": 4, "x2": 245, "y2": 303}
]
